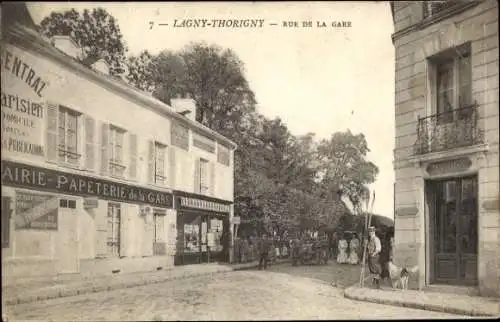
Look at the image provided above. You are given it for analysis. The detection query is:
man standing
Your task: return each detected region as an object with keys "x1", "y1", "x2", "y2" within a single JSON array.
[
  {"x1": 367, "y1": 226, "x2": 382, "y2": 288},
  {"x1": 258, "y1": 233, "x2": 271, "y2": 270}
]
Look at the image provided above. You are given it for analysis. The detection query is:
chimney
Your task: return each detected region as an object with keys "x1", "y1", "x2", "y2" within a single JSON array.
[
  {"x1": 91, "y1": 58, "x2": 110, "y2": 76},
  {"x1": 171, "y1": 93, "x2": 196, "y2": 122},
  {"x1": 51, "y1": 35, "x2": 82, "y2": 60}
]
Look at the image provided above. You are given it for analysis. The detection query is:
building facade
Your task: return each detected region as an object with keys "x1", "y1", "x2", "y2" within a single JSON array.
[
  {"x1": 391, "y1": 0, "x2": 499, "y2": 297},
  {"x1": 1, "y1": 5, "x2": 236, "y2": 279}
]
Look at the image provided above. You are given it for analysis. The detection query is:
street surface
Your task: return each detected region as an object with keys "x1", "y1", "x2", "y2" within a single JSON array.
[
  {"x1": 260, "y1": 260, "x2": 362, "y2": 288},
  {"x1": 3, "y1": 262, "x2": 467, "y2": 321}
]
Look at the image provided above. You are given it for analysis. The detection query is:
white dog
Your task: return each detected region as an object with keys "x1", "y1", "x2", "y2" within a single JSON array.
[{"x1": 386, "y1": 261, "x2": 419, "y2": 291}]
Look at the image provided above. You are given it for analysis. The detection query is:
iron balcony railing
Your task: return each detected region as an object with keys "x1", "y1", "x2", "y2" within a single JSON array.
[{"x1": 414, "y1": 102, "x2": 484, "y2": 155}]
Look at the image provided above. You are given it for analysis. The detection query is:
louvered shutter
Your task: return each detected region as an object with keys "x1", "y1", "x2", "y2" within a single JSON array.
[
  {"x1": 168, "y1": 147, "x2": 176, "y2": 188},
  {"x1": 209, "y1": 162, "x2": 216, "y2": 196},
  {"x1": 194, "y1": 158, "x2": 201, "y2": 194},
  {"x1": 148, "y1": 140, "x2": 155, "y2": 183},
  {"x1": 95, "y1": 204, "x2": 108, "y2": 258},
  {"x1": 84, "y1": 116, "x2": 96, "y2": 171},
  {"x1": 100, "y1": 123, "x2": 109, "y2": 175},
  {"x1": 45, "y1": 102, "x2": 59, "y2": 163},
  {"x1": 120, "y1": 206, "x2": 128, "y2": 257},
  {"x1": 129, "y1": 134, "x2": 138, "y2": 180}
]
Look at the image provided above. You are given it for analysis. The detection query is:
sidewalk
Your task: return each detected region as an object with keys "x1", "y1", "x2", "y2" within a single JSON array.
[
  {"x1": 2, "y1": 259, "x2": 289, "y2": 306},
  {"x1": 343, "y1": 284, "x2": 500, "y2": 317}
]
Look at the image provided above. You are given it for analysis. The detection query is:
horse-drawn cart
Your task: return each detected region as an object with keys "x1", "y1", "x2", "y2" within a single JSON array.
[{"x1": 291, "y1": 239, "x2": 329, "y2": 266}]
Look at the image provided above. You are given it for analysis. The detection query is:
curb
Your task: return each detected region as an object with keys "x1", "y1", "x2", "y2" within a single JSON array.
[
  {"x1": 343, "y1": 286, "x2": 496, "y2": 317},
  {"x1": 4, "y1": 267, "x2": 233, "y2": 306},
  {"x1": 4, "y1": 261, "x2": 292, "y2": 306}
]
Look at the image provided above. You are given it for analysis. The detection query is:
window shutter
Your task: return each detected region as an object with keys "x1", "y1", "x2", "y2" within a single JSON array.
[
  {"x1": 100, "y1": 123, "x2": 110, "y2": 175},
  {"x1": 194, "y1": 158, "x2": 201, "y2": 194},
  {"x1": 84, "y1": 116, "x2": 96, "y2": 171},
  {"x1": 95, "y1": 205, "x2": 108, "y2": 258},
  {"x1": 45, "y1": 102, "x2": 59, "y2": 163},
  {"x1": 129, "y1": 134, "x2": 138, "y2": 180},
  {"x1": 210, "y1": 162, "x2": 216, "y2": 196},
  {"x1": 120, "y1": 207, "x2": 128, "y2": 257},
  {"x1": 168, "y1": 147, "x2": 176, "y2": 188},
  {"x1": 148, "y1": 140, "x2": 155, "y2": 183}
]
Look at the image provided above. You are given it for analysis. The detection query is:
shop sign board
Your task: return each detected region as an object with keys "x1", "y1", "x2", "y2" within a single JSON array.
[{"x1": 1, "y1": 161, "x2": 173, "y2": 207}]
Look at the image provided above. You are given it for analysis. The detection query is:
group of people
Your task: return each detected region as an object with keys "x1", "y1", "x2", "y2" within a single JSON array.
[
  {"x1": 331, "y1": 226, "x2": 395, "y2": 288},
  {"x1": 336, "y1": 232, "x2": 361, "y2": 265},
  {"x1": 233, "y1": 234, "x2": 291, "y2": 267}
]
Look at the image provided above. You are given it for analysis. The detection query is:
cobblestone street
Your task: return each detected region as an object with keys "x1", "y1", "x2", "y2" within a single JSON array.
[
  {"x1": 4, "y1": 268, "x2": 467, "y2": 321},
  {"x1": 260, "y1": 259, "x2": 363, "y2": 288}
]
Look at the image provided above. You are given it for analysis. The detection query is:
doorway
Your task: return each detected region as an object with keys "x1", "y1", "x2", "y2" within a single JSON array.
[
  {"x1": 107, "y1": 203, "x2": 121, "y2": 257},
  {"x1": 57, "y1": 198, "x2": 79, "y2": 273},
  {"x1": 427, "y1": 176, "x2": 478, "y2": 286}
]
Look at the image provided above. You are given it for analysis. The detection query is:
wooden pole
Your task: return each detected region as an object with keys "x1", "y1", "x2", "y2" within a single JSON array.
[
  {"x1": 359, "y1": 191, "x2": 376, "y2": 288},
  {"x1": 359, "y1": 209, "x2": 369, "y2": 287}
]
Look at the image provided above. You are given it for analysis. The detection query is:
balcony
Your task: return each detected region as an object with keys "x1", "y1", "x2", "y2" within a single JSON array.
[{"x1": 414, "y1": 102, "x2": 484, "y2": 155}]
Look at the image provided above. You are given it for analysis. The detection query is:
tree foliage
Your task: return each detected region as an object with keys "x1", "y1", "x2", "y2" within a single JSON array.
[
  {"x1": 316, "y1": 130, "x2": 379, "y2": 210},
  {"x1": 38, "y1": 8, "x2": 127, "y2": 75}
]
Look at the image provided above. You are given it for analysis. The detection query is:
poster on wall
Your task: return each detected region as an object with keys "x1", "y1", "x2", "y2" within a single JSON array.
[
  {"x1": 15, "y1": 191, "x2": 58, "y2": 230},
  {"x1": 1, "y1": 46, "x2": 47, "y2": 160}
]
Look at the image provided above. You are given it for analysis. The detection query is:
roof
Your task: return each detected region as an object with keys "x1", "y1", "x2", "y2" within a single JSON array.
[
  {"x1": 3, "y1": 5, "x2": 237, "y2": 150},
  {"x1": 1, "y1": 2, "x2": 37, "y2": 31}
]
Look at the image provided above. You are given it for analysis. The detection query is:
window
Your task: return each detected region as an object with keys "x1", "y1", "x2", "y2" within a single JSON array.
[
  {"x1": 107, "y1": 203, "x2": 121, "y2": 257},
  {"x1": 432, "y1": 47, "x2": 472, "y2": 123},
  {"x1": 58, "y1": 106, "x2": 80, "y2": 165},
  {"x1": 423, "y1": 1, "x2": 472, "y2": 18},
  {"x1": 154, "y1": 142, "x2": 167, "y2": 185},
  {"x1": 109, "y1": 126, "x2": 126, "y2": 177},
  {"x1": 199, "y1": 158, "x2": 210, "y2": 195},
  {"x1": 59, "y1": 199, "x2": 77, "y2": 209}
]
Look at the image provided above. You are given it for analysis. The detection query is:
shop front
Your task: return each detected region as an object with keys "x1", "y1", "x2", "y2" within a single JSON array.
[
  {"x1": 1, "y1": 160, "x2": 175, "y2": 277},
  {"x1": 173, "y1": 191, "x2": 232, "y2": 266}
]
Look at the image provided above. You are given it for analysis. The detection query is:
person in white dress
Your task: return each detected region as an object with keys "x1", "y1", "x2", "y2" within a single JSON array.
[
  {"x1": 337, "y1": 235, "x2": 349, "y2": 264},
  {"x1": 348, "y1": 233, "x2": 360, "y2": 265}
]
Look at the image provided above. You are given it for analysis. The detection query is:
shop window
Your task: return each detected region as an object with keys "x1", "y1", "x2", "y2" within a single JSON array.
[
  {"x1": 109, "y1": 126, "x2": 126, "y2": 177},
  {"x1": 154, "y1": 142, "x2": 167, "y2": 185},
  {"x1": 107, "y1": 203, "x2": 121, "y2": 257},
  {"x1": 184, "y1": 218, "x2": 200, "y2": 253},
  {"x1": 209, "y1": 218, "x2": 224, "y2": 252},
  {"x1": 199, "y1": 158, "x2": 210, "y2": 195},
  {"x1": 58, "y1": 106, "x2": 81, "y2": 166}
]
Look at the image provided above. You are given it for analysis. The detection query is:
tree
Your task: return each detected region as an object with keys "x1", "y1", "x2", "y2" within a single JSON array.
[
  {"x1": 127, "y1": 42, "x2": 256, "y2": 132},
  {"x1": 38, "y1": 8, "x2": 127, "y2": 75},
  {"x1": 316, "y1": 130, "x2": 379, "y2": 211}
]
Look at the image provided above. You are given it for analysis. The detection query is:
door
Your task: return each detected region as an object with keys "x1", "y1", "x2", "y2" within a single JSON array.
[
  {"x1": 107, "y1": 203, "x2": 121, "y2": 257},
  {"x1": 57, "y1": 198, "x2": 79, "y2": 274},
  {"x1": 430, "y1": 176, "x2": 478, "y2": 285},
  {"x1": 153, "y1": 210, "x2": 166, "y2": 256}
]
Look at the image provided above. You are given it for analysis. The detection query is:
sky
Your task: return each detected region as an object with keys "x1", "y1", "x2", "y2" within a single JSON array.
[{"x1": 27, "y1": 1, "x2": 396, "y2": 219}]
